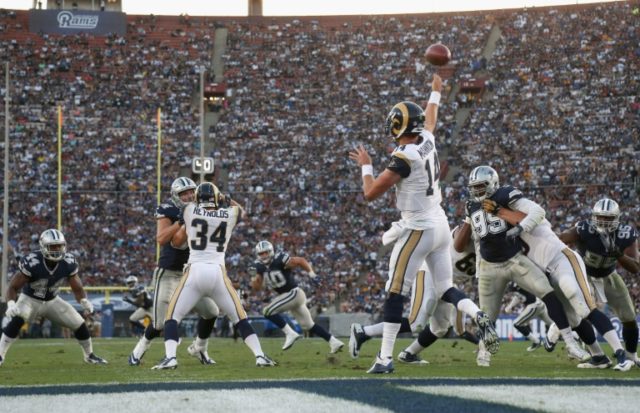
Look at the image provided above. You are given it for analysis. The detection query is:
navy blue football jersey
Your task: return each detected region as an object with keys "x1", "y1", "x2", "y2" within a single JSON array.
[
  {"x1": 156, "y1": 200, "x2": 189, "y2": 271},
  {"x1": 466, "y1": 186, "x2": 524, "y2": 263},
  {"x1": 18, "y1": 251, "x2": 79, "y2": 301},
  {"x1": 253, "y1": 252, "x2": 297, "y2": 294},
  {"x1": 130, "y1": 285, "x2": 153, "y2": 309},
  {"x1": 575, "y1": 220, "x2": 638, "y2": 278}
]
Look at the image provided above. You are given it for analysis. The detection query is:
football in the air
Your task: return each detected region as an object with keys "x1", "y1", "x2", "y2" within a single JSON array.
[{"x1": 425, "y1": 44, "x2": 451, "y2": 66}]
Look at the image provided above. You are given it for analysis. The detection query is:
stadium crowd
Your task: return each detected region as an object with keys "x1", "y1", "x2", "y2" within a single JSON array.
[{"x1": 0, "y1": 2, "x2": 638, "y2": 321}]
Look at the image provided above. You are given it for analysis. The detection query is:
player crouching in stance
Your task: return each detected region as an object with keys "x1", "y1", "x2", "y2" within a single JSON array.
[
  {"x1": 152, "y1": 183, "x2": 275, "y2": 369},
  {"x1": 123, "y1": 274, "x2": 153, "y2": 336},
  {"x1": 251, "y1": 241, "x2": 344, "y2": 353},
  {"x1": 0, "y1": 229, "x2": 107, "y2": 366}
]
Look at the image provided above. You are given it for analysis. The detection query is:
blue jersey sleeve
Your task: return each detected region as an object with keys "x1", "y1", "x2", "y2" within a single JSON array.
[{"x1": 156, "y1": 202, "x2": 180, "y2": 221}]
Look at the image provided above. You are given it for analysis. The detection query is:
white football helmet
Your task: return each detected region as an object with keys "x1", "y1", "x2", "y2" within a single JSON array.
[
  {"x1": 125, "y1": 275, "x2": 138, "y2": 288},
  {"x1": 591, "y1": 198, "x2": 620, "y2": 233},
  {"x1": 170, "y1": 177, "x2": 197, "y2": 208},
  {"x1": 39, "y1": 229, "x2": 67, "y2": 261},
  {"x1": 255, "y1": 240, "x2": 274, "y2": 264},
  {"x1": 468, "y1": 166, "x2": 499, "y2": 202}
]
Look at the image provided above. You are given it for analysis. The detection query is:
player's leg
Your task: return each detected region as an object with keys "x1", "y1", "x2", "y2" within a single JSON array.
[
  {"x1": 513, "y1": 298, "x2": 545, "y2": 351},
  {"x1": 0, "y1": 295, "x2": 38, "y2": 365},
  {"x1": 130, "y1": 267, "x2": 180, "y2": 365},
  {"x1": 45, "y1": 297, "x2": 107, "y2": 364},
  {"x1": 289, "y1": 289, "x2": 344, "y2": 353},
  {"x1": 262, "y1": 289, "x2": 303, "y2": 350},
  {"x1": 604, "y1": 272, "x2": 639, "y2": 365},
  {"x1": 477, "y1": 259, "x2": 509, "y2": 360},
  {"x1": 400, "y1": 300, "x2": 454, "y2": 365},
  {"x1": 513, "y1": 253, "x2": 588, "y2": 361},
  {"x1": 129, "y1": 307, "x2": 147, "y2": 335},
  {"x1": 189, "y1": 297, "x2": 220, "y2": 364},
  {"x1": 369, "y1": 229, "x2": 429, "y2": 374},
  {"x1": 212, "y1": 266, "x2": 275, "y2": 366}
]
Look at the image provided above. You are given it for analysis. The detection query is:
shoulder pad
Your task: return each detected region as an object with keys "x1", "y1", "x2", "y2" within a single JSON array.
[
  {"x1": 156, "y1": 203, "x2": 179, "y2": 219},
  {"x1": 392, "y1": 145, "x2": 419, "y2": 162},
  {"x1": 492, "y1": 186, "x2": 523, "y2": 206},
  {"x1": 276, "y1": 252, "x2": 291, "y2": 266}
]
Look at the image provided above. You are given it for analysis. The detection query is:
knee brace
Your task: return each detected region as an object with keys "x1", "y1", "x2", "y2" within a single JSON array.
[{"x1": 383, "y1": 293, "x2": 404, "y2": 323}]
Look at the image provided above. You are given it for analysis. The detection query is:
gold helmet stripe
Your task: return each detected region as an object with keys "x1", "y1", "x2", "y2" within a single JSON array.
[{"x1": 391, "y1": 103, "x2": 410, "y2": 138}]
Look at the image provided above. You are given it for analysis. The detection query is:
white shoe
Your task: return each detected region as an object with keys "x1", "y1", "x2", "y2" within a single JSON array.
[
  {"x1": 256, "y1": 355, "x2": 277, "y2": 367},
  {"x1": 282, "y1": 332, "x2": 301, "y2": 351},
  {"x1": 152, "y1": 357, "x2": 177, "y2": 370},
  {"x1": 130, "y1": 339, "x2": 151, "y2": 366},
  {"x1": 613, "y1": 349, "x2": 634, "y2": 372},
  {"x1": 398, "y1": 350, "x2": 429, "y2": 365},
  {"x1": 329, "y1": 337, "x2": 345, "y2": 354},
  {"x1": 565, "y1": 340, "x2": 590, "y2": 362},
  {"x1": 476, "y1": 350, "x2": 491, "y2": 367},
  {"x1": 367, "y1": 353, "x2": 394, "y2": 374},
  {"x1": 187, "y1": 342, "x2": 216, "y2": 365}
]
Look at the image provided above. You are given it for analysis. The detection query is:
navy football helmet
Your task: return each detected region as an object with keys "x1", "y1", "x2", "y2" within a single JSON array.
[
  {"x1": 385, "y1": 101, "x2": 425, "y2": 140},
  {"x1": 196, "y1": 182, "x2": 221, "y2": 209}
]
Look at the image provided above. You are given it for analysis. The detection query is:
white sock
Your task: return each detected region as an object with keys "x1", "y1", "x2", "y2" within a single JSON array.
[
  {"x1": 283, "y1": 324, "x2": 297, "y2": 336},
  {"x1": 457, "y1": 298, "x2": 481, "y2": 318},
  {"x1": 244, "y1": 333, "x2": 264, "y2": 357},
  {"x1": 78, "y1": 338, "x2": 93, "y2": 357},
  {"x1": 526, "y1": 333, "x2": 540, "y2": 344},
  {"x1": 626, "y1": 351, "x2": 638, "y2": 361},
  {"x1": 133, "y1": 337, "x2": 151, "y2": 358},
  {"x1": 603, "y1": 330, "x2": 624, "y2": 352},
  {"x1": 195, "y1": 337, "x2": 208, "y2": 349},
  {"x1": 165, "y1": 339, "x2": 178, "y2": 358},
  {"x1": 363, "y1": 322, "x2": 383, "y2": 337},
  {"x1": 558, "y1": 327, "x2": 574, "y2": 344},
  {"x1": 406, "y1": 339, "x2": 425, "y2": 355},
  {"x1": 380, "y1": 322, "x2": 400, "y2": 360},
  {"x1": 588, "y1": 341, "x2": 604, "y2": 357},
  {"x1": 0, "y1": 333, "x2": 17, "y2": 358}
]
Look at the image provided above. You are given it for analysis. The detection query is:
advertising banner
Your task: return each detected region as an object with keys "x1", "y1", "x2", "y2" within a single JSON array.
[{"x1": 29, "y1": 9, "x2": 126, "y2": 36}]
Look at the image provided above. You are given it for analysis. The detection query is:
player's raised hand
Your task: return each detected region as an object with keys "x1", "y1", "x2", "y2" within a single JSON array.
[
  {"x1": 349, "y1": 145, "x2": 372, "y2": 167},
  {"x1": 431, "y1": 74, "x2": 443, "y2": 93}
]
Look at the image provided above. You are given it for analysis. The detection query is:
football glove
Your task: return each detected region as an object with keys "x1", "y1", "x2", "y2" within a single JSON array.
[
  {"x1": 177, "y1": 207, "x2": 185, "y2": 226},
  {"x1": 80, "y1": 298, "x2": 94, "y2": 314},
  {"x1": 506, "y1": 224, "x2": 523, "y2": 243},
  {"x1": 482, "y1": 199, "x2": 501, "y2": 215},
  {"x1": 5, "y1": 300, "x2": 19, "y2": 318},
  {"x1": 464, "y1": 200, "x2": 474, "y2": 218}
]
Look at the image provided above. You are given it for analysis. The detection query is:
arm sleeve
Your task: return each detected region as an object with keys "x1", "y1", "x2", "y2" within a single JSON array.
[
  {"x1": 386, "y1": 155, "x2": 411, "y2": 178},
  {"x1": 511, "y1": 198, "x2": 546, "y2": 233}
]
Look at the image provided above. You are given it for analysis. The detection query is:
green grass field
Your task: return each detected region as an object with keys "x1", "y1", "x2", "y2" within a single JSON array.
[{"x1": 1, "y1": 337, "x2": 636, "y2": 386}]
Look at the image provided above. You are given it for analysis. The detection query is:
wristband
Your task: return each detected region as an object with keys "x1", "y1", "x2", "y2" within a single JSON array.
[
  {"x1": 361, "y1": 164, "x2": 373, "y2": 177},
  {"x1": 428, "y1": 91, "x2": 441, "y2": 105}
]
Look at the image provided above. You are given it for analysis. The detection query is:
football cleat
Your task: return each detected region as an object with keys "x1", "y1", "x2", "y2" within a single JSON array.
[
  {"x1": 475, "y1": 312, "x2": 499, "y2": 354},
  {"x1": 129, "y1": 339, "x2": 150, "y2": 366},
  {"x1": 187, "y1": 343, "x2": 216, "y2": 365},
  {"x1": 329, "y1": 337, "x2": 345, "y2": 354},
  {"x1": 152, "y1": 357, "x2": 178, "y2": 370},
  {"x1": 84, "y1": 353, "x2": 108, "y2": 365},
  {"x1": 128, "y1": 353, "x2": 141, "y2": 366},
  {"x1": 613, "y1": 349, "x2": 634, "y2": 372},
  {"x1": 256, "y1": 355, "x2": 277, "y2": 367},
  {"x1": 367, "y1": 353, "x2": 394, "y2": 374},
  {"x1": 577, "y1": 355, "x2": 612, "y2": 369},
  {"x1": 542, "y1": 337, "x2": 556, "y2": 352},
  {"x1": 526, "y1": 341, "x2": 542, "y2": 352},
  {"x1": 282, "y1": 332, "x2": 301, "y2": 351},
  {"x1": 565, "y1": 341, "x2": 591, "y2": 362},
  {"x1": 398, "y1": 351, "x2": 429, "y2": 365},
  {"x1": 349, "y1": 323, "x2": 371, "y2": 359}
]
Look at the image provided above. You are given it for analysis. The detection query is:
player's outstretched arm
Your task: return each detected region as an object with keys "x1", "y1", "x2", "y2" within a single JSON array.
[
  {"x1": 424, "y1": 74, "x2": 442, "y2": 134},
  {"x1": 5, "y1": 272, "x2": 28, "y2": 302},
  {"x1": 558, "y1": 227, "x2": 579, "y2": 245},
  {"x1": 349, "y1": 145, "x2": 401, "y2": 202},
  {"x1": 157, "y1": 216, "x2": 181, "y2": 245},
  {"x1": 620, "y1": 240, "x2": 639, "y2": 274},
  {"x1": 69, "y1": 275, "x2": 94, "y2": 314},
  {"x1": 453, "y1": 222, "x2": 472, "y2": 253},
  {"x1": 287, "y1": 257, "x2": 317, "y2": 278},
  {"x1": 171, "y1": 225, "x2": 188, "y2": 248},
  {"x1": 495, "y1": 207, "x2": 526, "y2": 227}
]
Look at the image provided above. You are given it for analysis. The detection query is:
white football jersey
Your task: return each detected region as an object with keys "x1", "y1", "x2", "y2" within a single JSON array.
[
  {"x1": 451, "y1": 235, "x2": 477, "y2": 282},
  {"x1": 391, "y1": 130, "x2": 445, "y2": 228},
  {"x1": 519, "y1": 219, "x2": 567, "y2": 271},
  {"x1": 183, "y1": 204, "x2": 240, "y2": 265}
]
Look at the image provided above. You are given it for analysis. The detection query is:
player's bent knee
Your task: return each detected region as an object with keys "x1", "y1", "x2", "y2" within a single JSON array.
[
  {"x1": 3, "y1": 316, "x2": 25, "y2": 338},
  {"x1": 74, "y1": 323, "x2": 91, "y2": 341}
]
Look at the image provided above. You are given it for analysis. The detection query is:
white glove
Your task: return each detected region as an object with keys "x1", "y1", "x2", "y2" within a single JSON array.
[
  {"x1": 309, "y1": 271, "x2": 317, "y2": 279},
  {"x1": 5, "y1": 300, "x2": 19, "y2": 318},
  {"x1": 80, "y1": 298, "x2": 94, "y2": 314}
]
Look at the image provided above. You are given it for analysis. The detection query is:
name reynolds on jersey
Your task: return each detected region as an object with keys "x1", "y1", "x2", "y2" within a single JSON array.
[
  {"x1": 417, "y1": 140, "x2": 434, "y2": 159},
  {"x1": 193, "y1": 207, "x2": 230, "y2": 219}
]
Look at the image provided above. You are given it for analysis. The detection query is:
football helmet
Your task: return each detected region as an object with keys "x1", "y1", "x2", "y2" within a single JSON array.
[
  {"x1": 195, "y1": 182, "x2": 221, "y2": 209},
  {"x1": 255, "y1": 240, "x2": 274, "y2": 264},
  {"x1": 591, "y1": 198, "x2": 620, "y2": 233},
  {"x1": 39, "y1": 229, "x2": 66, "y2": 261},
  {"x1": 468, "y1": 166, "x2": 499, "y2": 202},
  {"x1": 125, "y1": 275, "x2": 138, "y2": 288},
  {"x1": 170, "y1": 177, "x2": 197, "y2": 208},
  {"x1": 385, "y1": 101, "x2": 425, "y2": 140}
]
